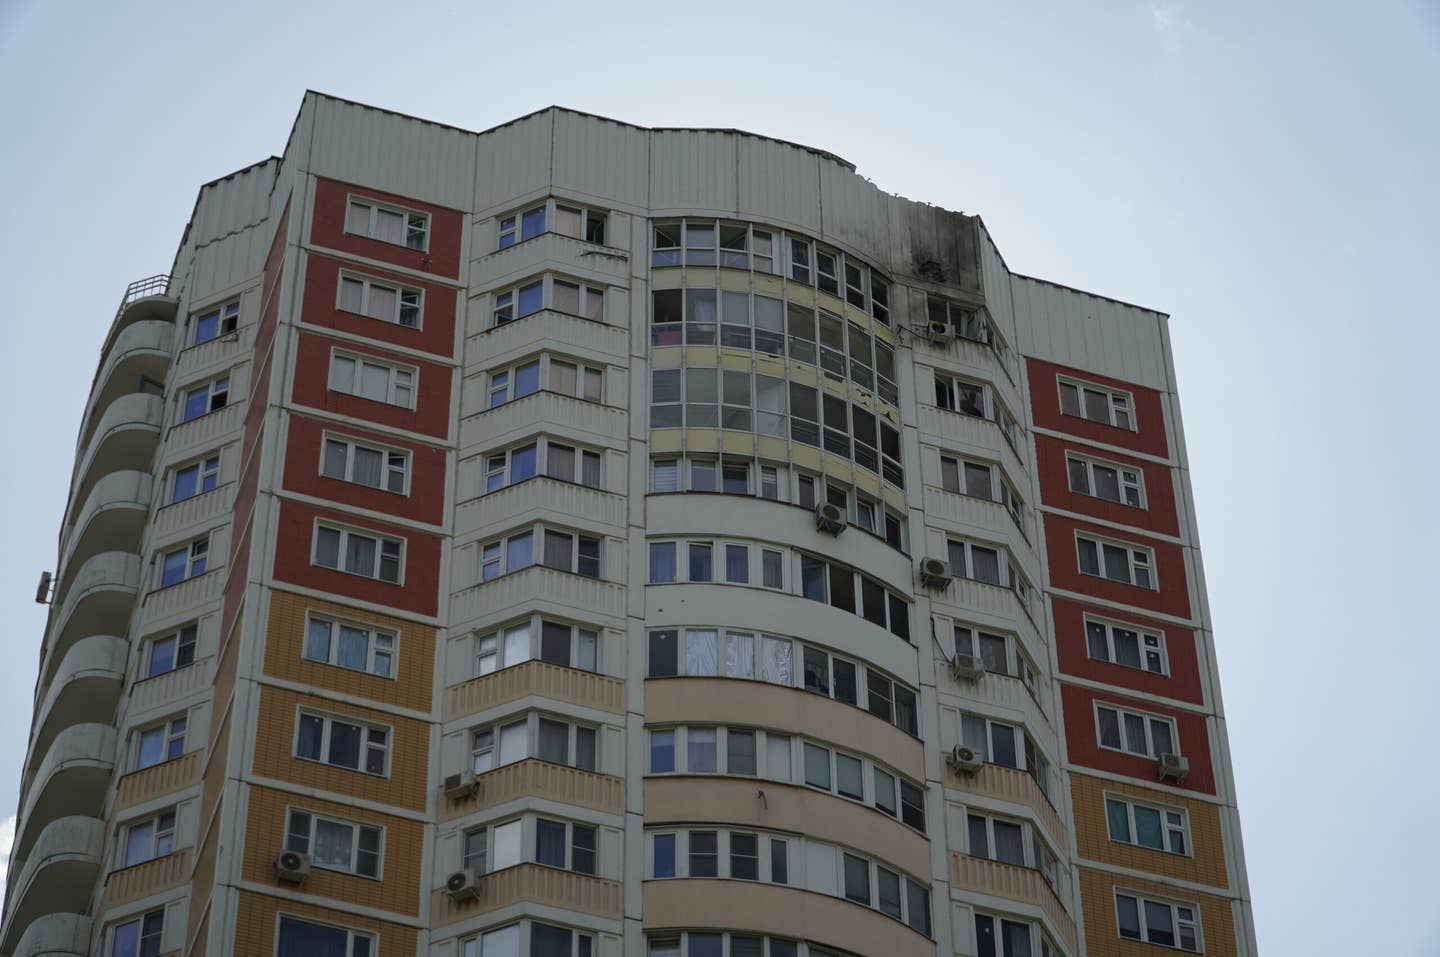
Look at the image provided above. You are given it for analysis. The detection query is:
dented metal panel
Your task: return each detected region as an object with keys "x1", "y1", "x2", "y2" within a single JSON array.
[
  {"x1": 649, "y1": 129, "x2": 738, "y2": 215},
  {"x1": 737, "y1": 136, "x2": 822, "y2": 233}
]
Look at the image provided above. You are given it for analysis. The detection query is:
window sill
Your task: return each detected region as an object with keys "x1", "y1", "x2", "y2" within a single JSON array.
[{"x1": 135, "y1": 662, "x2": 199, "y2": 686}]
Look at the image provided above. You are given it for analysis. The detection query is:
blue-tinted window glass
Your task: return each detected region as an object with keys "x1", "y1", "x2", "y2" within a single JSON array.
[
  {"x1": 521, "y1": 208, "x2": 546, "y2": 241},
  {"x1": 653, "y1": 833, "x2": 676, "y2": 877},
  {"x1": 517, "y1": 281, "x2": 544, "y2": 317},
  {"x1": 328, "y1": 721, "x2": 361, "y2": 768}
]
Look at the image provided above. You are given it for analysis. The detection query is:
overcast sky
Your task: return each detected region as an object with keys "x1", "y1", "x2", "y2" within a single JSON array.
[{"x1": 1, "y1": 0, "x2": 1436, "y2": 951}]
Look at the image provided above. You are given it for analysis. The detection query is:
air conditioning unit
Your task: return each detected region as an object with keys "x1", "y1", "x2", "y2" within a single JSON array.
[
  {"x1": 443, "y1": 770, "x2": 478, "y2": 799},
  {"x1": 814, "y1": 502, "x2": 846, "y2": 535},
  {"x1": 1156, "y1": 753, "x2": 1190, "y2": 782},
  {"x1": 275, "y1": 850, "x2": 310, "y2": 884},
  {"x1": 951, "y1": 654, "x2": 985, "y2": 682},
  {"x1": 921, "y1": 320, "x2": 954, "y2": 345},
  {"x1": 445, "y1": 868, "x2": 483, "y2": 902},
  {"x1": 947, "y1": 744, "x2": 984, "y2": 775},
  {"x1": 918, "y1": 557, "x2": 952, "y2": 590}
]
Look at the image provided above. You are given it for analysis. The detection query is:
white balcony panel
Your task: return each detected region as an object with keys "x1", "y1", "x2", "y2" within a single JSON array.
[
  {"x1": 163, "y1": 401, "x2": 244, "y2": 461},
  {"x1": 1, "y1": 817, "x2": 104, "y2": 955},
  {"x1": 455, "y1": 477, "x2": 627, "y2": 541},
  {"x1": 451, "y1": 565, "x2": 627, "y2": 631},
  {"x1": 56, "y1": 470, "x2": 152, "y2": 593},
  {"x1": 463, "y1": 309, "x2": 629, "y2": 376},
  {"x1": 916, "y1": 403, "x2": 1028, "y2": 484},
  {"x1": 150, "y1": 485, "x2": 232, "y2": 542},
  {"x1": 460, "y1": 391, "x2": 627, "y2": 453},
  {"x1": 141, "y1": 569, "x2": 224, "y2": 623},
  {"x1": 127, "y1": 657, "x2": 214, "y2": 723},
  {"x1": 80, "y1": 319, "x2": 174, "y2": 450},
  {"x1": 11, "y1": 913, "x2": 91, "y2": 957},
  {"x1": 27, "y1": 636, "x2": 127, "y2": 784},
  {"x1": 14, "y1": 724, "x2": 115, "y2": 864},
  {"x1": 469, "y1": 231, "x2": 631, "y2": 297}
]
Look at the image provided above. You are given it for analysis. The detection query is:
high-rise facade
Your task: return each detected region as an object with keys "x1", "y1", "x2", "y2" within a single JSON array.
[{"x1": 1, "y1": 93, "x2": 1256, "y2": 957}]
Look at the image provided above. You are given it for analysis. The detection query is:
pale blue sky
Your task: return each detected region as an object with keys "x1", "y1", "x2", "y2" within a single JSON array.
[{"x1": 1, "y1": 1, "x2": 1436, "y2": 952}]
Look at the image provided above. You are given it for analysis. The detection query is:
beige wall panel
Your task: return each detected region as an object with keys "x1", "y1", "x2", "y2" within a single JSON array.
[
  {"x1": 308, "y1": 96, "x2": 475, "y2": 211},
  {"x1": 232, "y1": 890, "x2": 417, "y2": 957},
  {"x1": 644, "y1": 879, "x2": 934, "y2": 957},
  {"x1": 552, "y1": 111, "x2": 649, "y2": 210},
  {"x1": 646, "y1": 678, "x2": 924, "y2": 781},
  {"x1": 737, "y1": 138, "x2": 822, "y2": 234},
  {"x1": 1010, "y1": 276, "x2": 1170, "y2": 390},
  {"x1": 1077, "y1": 866, "x2": 1237, "y2": 957},
  {"x1": 1069, "y1": 772, "x2": 1231, "y2": 889},
  {"x1": 649, "y1": 129, "x2": 738, "y2": 214}
]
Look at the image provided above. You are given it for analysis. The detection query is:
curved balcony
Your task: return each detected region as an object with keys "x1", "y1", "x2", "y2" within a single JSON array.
[
  {"x1": 11, "y1": 913, "x2": 92, "y2": 957},
  {"x1": 101, "y1": 276, "x2": 176, "y2": 355},
  {"x1": 41, "y1": 551, "x2": 140, "y2": 691},
  {"x1": 25, "y1": 635, "x2": 127, "y2": 786},
  {"x1": 55, "y1": 471, "x2": 152, "y2": 598},
  {"x1": 0, "y1": 817, "x2": 104, "y2": 955},
  {"x1": 79, "y1": 319, "x2": 174, "y2": 451},
  {"x1": 67, "y1": 393, "x2": 163, "y2": 519},
  {"x1": 13, "y1": 724, "x2": 115, "y2": 865}
]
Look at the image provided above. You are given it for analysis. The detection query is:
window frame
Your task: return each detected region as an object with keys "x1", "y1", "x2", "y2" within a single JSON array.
[
  {"x1": 1085, "y1": 615, "x2": 1169, "y2": 675},
  {"x1": 191, "y1": 298, "x2": 240, "y2": 345},
  {"x1": 1076, "y1": 532, "x2": 1156, "y2": 589},
  {"x1": 284, "y1": 805, "x2": 384, "y2": 879},
  {"x1": 320, "y1": 432, "x2": 410, "y2": 495},
  {"x1": 1094, "y1": 702, "x2": 1180, "y2": 760},
  {"x1": 178, "y1": 374, "x2": 230, "y2": 423},
  {"x1": 474, "y1": 615, "x2": 601, "y2": 676},
  {"x1": 485, "y1": 353, "x2": 604, "y2": 409},
  {"x1": 1105, "y1": 793, "x2": 1192, "y2": 856},
  {"x1": 344, "y1": 193, "x2": 430, "y2": 252},
  {"x1": 109, "y1": 909, "x2": 164, "y2": 957},
  {"x1": 303, "y1": 613, "x2": 397, "y2": 679},
  {"x1": 157, "y1": 537, "x2": 209, "y2": 588},
  {"x1": 328, "y1": 348, "x2": 417, "y2": 409},
  {"x1": 497, "y1": 197, "x2": 608, "y2": 249},
  {"x1": 470, "y1": 712, "x2": 600, "y2": 775},
  {"x1": 294, "y1": 709, "x2": 391, "y2": 777},
  {"x1": 492, "y1": 273, "x2": 605, "y2": 327},
  {"x1": 1114, "y1": 889, "x2": 1204, "y2": 951},
  {"x1": 133, "y1": 714, "x2": 187, "y2": 770},
  {"x1": 118, "y1": 808, "x2": 176, "y2": 868},
  {"x1": 141, "y1": 623, "x2": 198, "y2": 679},
  {"x1": 312, "y1": 521, "x2": 405, "y2": 585},
  {"x1": 336, "y1": 269, "x2": 424, "y2": 329},
  {"x1": 275, "y1": 913, "x2": 377, "y2": 957},
  {"x1": 1058, "y1": 375, "x2": 1136, "y2": 430},
  {"x1": 168, "y1": 453, "x2": 221, "y2": 504},
  {"x1": 1066, "y1": 450, "x2": 1146, "y2": 508}
]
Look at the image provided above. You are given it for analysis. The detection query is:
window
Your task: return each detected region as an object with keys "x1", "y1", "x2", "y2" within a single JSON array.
[
  {"x1": 960, "y1": 714, "x2": 1040, "y2": 776},
  {"x1": 1086, "y1": 617, "x2": 1167, "y2": 674},
  {"x1": 974, "y1": 915, "x2": 1056, "y2": 957},
  {"x1": 1116, "y1": 891, "x2": 1202, "y2": 951},
  {"x1": 158, "y1": 538, "x2": 208, "y2": 588},
  {"x1": 952, "y1": 627, "x2": 1041, "y2": 702},
  {"x1": 498, "y1": 204, "x2": 544, "y2": 248},
  {"x1": 1067, "y1": 453, "x2": 1144, "y2": 507},
  {"x1": 134, "y1": 715, "x2": 186, "y2": 770},
  {"x1": 461, "y1": 922, "x2": 521, "y2": 957},
  {"x1": 142, "y1": 624, "x2": 196, "y2": 678},
  {"x1": 494, "y1": 276, "x2": 603, "y2": 326},
  {"x1": 192, "y1": 299, "x2": 238, "y2": 344},
  {"x1": 465, "y1": 820, "x2": 516, "y2": 872},
  {"x1": 329, "y1": 351, "x2": 414, "y2": 408},
  {"x1": 120, "y1": 810, "x2": 175, "y2": 867},
  {"x1": 538, "y1": 619, "x2": 600, "y2": 672},
  {"x1": 1077, "y1": 533, "x2": 1154, "y2": 588},
  {"x1": 277, "y1": 915, "x2": 374, "y2": 957},
  {"x1": 286, "y1": 808, "x2": 382, "y2": 878},
  {"x1": 347, "y1": 196, "x2": 427, "y2": 251},
  {"x1": 1107, "y1": 795, "x2": 1190, "y2": 855},
  {"x1": 485, "y1": 439, "x2": 600, "y2": 494},
  {"x1": 947, "y1": 539, "x2": 1006, "y2": 587},
  {"x1": 305, "y1": 615, "x2": 395, "y2": 678},
  {"x1": 322, "y1": 436, "x2": 408, "y2": 494},
  {"x1": 169, "y1": 455, "x2": 220, "y2": 503},
  {"x1": 296, "y1": 712, "x2": 389, "y2": 775},
  {"x1": 473, "y1": 715, "x2": 598, "y2": 773},
  {"x1": 109, "y1": 910, "x2": 163, "y2": 957},
  {"x1": 1096, "y1": 704, "x2": 1177, "y2": 759},
  {"x1": 540, "y1": 529, "x2": 602, "y2": 578},
  {"x1": 338, "y1": 273, "x2": 422, "y2": 328},
  {"x1": 939, "y1": 454, "x2": 998, "y2": 500},
  {"x1": 488, "y1": 356, "x2": 602, "y2": 408},
  {"x1": 501, "y1": 199, "x2": 607, "y2": 249},
  {"x1": 535, "y1": 818, "x2": 597, "y2": 874},
  {"x1": 1059, "y1": 377, "x2": 1135, "y2": 429},
  {"x1": 180, "y1": 375, "x2": 229, "y2": 422},
  {"x1": 545, "y1": 443, "x2": 602, "y2": 488},
  {"x1": 314, "y1": 524, "x2": 403, "y2": 584},
  {"x1": 967, "y1": 813, "x2": 1027, "y2": 865},
  {"x1": 488, "y1": 359, "x2": 540, "y2": 407},
  {"x1": 934, "y1": 373, "x2": 987, "y2": 418},
  {"x1": 551, "y1": 279, "x2": 605, "y2": 322}
]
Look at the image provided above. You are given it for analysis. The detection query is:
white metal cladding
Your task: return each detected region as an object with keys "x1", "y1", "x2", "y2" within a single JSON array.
[
  {"x1": 1010, "y1": 274, "x2": 1171, "y2": 389},
  {"x1": 551, "y1": 109, "x2": 650, "y2": 212},
  {"x1": 649, "y1": 128, "x2": 740, "y2": 216},
  {"x1": 473, "y1": 109, "x2": 556, "y2": 215},
  {"x1": 978, "y1": 222, "x2": 1019, "y2": 345},
  {"x1": 818, "y1": 158, "x2": 896, "y2": 266},
  {"x1": 305, "y1": 93, "x2": 477, "y2": 212},
  {"x1": 187, "y1": 159, "x2": 277, "y2": 248},
  {"x1": 737, "y1": 134, "x2": 825, "y2": 233}
]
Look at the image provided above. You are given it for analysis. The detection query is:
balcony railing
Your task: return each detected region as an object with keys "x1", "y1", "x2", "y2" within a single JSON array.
[{"x1": 120, "y1": 275, "x2": 171, "y2": 309}]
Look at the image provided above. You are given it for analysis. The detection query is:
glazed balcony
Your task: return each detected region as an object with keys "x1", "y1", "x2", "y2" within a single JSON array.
[
  {"x1": 25, "y1": 635, "x2": 127, "y2": 787},
  {"x1": 0, "y1": 817, "x2": 104, "y2": 954},
  {"x1": 39, "y1": 551, "x2": 140, "y2": 692},
  {"x1": 54, "y1": 470, "x2": 152, "y2": 599},
  {"x1": 11, "y1": 913, "x2": 91, "y2": 957},
  {"x1": 78, "y1": 318, "x2": 174, "y2": 452},
  {"x1": 433, "y1": 862, "x2": 621, "y2": 925},
  {"x1": 66, "y1": 393, "x2": 163, "y2": 520},
  {"x1": 950, "y1": 854, "x2": 1077, "y2": 953},
  {"x1": 445, "y1": 660, "x2": 624, "y2": 722},
  {"x1": 13, "y1": 724, "x2": 115, "y2": 865},
  {"x1": 451, "y1": 565, "x2": 627, "y2": 630},
  {"x1": 442, "y1": 758, "x2": 623, "y2": 821}
]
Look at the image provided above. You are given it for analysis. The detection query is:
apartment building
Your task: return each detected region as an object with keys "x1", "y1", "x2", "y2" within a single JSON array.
[{"x1": 0, "y1": 92, "x2": 1256, "y2": 957}]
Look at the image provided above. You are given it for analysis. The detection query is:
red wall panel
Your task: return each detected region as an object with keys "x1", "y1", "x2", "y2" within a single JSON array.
[
  {"x1": 310, "y1": 177, "x2": 463, "y2": 279},
  {"x1": 1043, "y1": 514, "x2": 1192, "y2": 620},
  {"x1": 290, "y1": 331, "x2": 451, "y2": 440},
  {"x1": 282, "y1": 413, "x2": 447, "y2": 526},
  {"x1": 1060, "y1": 684, "x2": 1215, "y2": 795},
  {"x1": 1026, "y1": 357, "x2": 1170, "y2": 458},
  {"x1": 300, "y1": 253, "x2": 457, "y2": 359},
  {"x1": 1051, "y1": 596, "x2": 1204, "y2": 706},
  {"x1": 272, "y1": 499, "x2": 439, "y2": 617},
  {"x1": 1034, "y1": 433, "x2": 1179, "y2": 537}
]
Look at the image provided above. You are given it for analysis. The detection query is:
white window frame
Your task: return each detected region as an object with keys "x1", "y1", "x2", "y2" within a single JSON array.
[
  {"x1": 1067, "y1": 451, "x2": 1146, "y2": 508},
  {"x1": 284, "y1": 805, "x2": 384, "y2": 879},
  {"x1": 1095, "y1": 703, "x2": 1179, "y2": 760},
  {"x1": 1105, "y1": 792, "x2": 1191, "y2": 856},
  {"x1": 118, "y1": 809, "x2": 176, "y2": 867},
  {"x1": 191, "y1": 299, "x2": 239, "y2": 345},
  {"x1": 1076, "y1": 532, "x2": 1155, "y2": 589},
  {"x1": 157, "y1": 537, "x2": 209, "y2": 588},
  {"x1": 109, "y1": 910, "x2": 164, "y2": 957},
  {"x1": 303, "y1": 613, "x2": 397, "y2": 679},
  {"x1": 345, "y1": 194, "x2": 429, "y2": 252},
  {"x1": 934, "y1": 372, "x2": 991, "y2": 419},
  {"x1": 328, "y1": 349, "x2": 416, "y2": 409},
  {"x1": 486, "y1": 354, "x2": 604, "y2": 409},
  {"x1": 470, "y1": 713, "x2": 599, "y2": 774},
  {"x1": 1059, "y1": 375, "x2": 1136, "y2": 430},
  {"x1": 952, "y1": 625, "x2": 1041, "y2": 701},
  {"x1": 483, "y1": 437, "x2": 602, "y2": 494},
  {"x1": 142, "y1": 623, "x2": 198, "y2": 679},
  {"x1": 1085, "y1": 615, "x2": 1168, "y2": 675},
  {"x1": 295, "y1": 709, "x2": 390, "y2": 776},
  {"x1": 275, "y1": 914, "x2": 377, "y2": 957},
  {"x1": 474, "y1": 615, "x2": 600, "y2": 676},
  {"x1": 1115, "y1": 889, "x2": 1203, "y2": 952},
  {"x1": 321, "y1": 432, "x2": 410, "y2": 495},
  {"x1": 492, "y1": 274, "x2": 605, "y2": 327},
  {"x1": 337, "y1": 270, "x2": 423, "y2": 329},
  {"x1": 498, "y1": 198, "x2": 608, "y2": 250},
  {"x1": 947, "y1": 538, "x2": 1009, "y2": 588},
  {"x1": 179, "y1": 375, "x2": 230, "y2": 423},
  {"x1": 169, "y1": 454, "x2": 221, "y2": 504},
  {"x1": 312, "y1": 522, "x2": 404, "y2": 584},
  {"x1": 133, "y1": 714, "x2": 187, "y2": 770}
]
